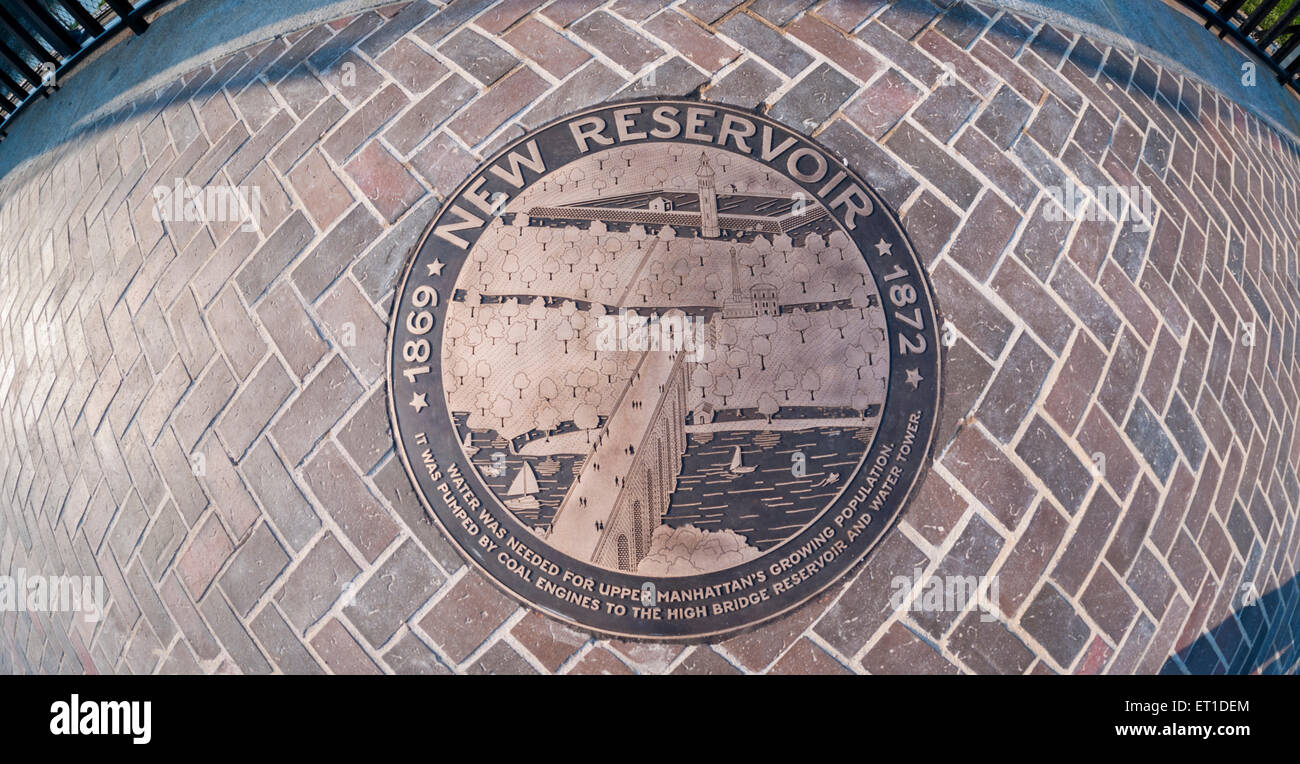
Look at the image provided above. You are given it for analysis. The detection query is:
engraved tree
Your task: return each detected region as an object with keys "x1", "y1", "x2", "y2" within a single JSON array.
[
  {"x1": 554, "y1": 320, "x2": 575, "y2": 353},
  {"x1": 792, "y1": 263, "x2": 810, "y2": 294},
  {"x1": 852, "y1": 389, "x2": 873, "y2": 418},
  {"x1": 850, "y1": 285, "x2": 873, "y2": 318},
  {"x1": 775, "y1": 366, "x2": 797, "y2": 401},
  {"x1": 603, "y1": 236, "x2": 622, "y2": 263},
  {"x1": 660, "y1": 276, "x2": 677, "y2": 302},
  {"x1": 527, "y1": 296, "x2": 547, "y2": 329},
  {"x1": 789, "y1": 308, "x2": 810, "y2": 342},
  {"x1": 492, "y1": 395, "x2": 513, "y2": 429},
  {"x1": 578, "y1": 368, "x2": 599, "y2": 398},
  {"x1": 485, "y1": 317, "x2": 504, "y2": 346},
  {"x1": 574, "y1": 403, "x2": 599, "y2": 443},
  {"x1": 690, "y1": 240, "x2": 708, "y2": 266},
  {"x1": 445, "y1": 317, "x2": 466, "y2": 347},
  {"x1": 806, "y1": 233, "x2": 825, "y2": 264},
  {"x1": 754, "y1": 236, "x2": 773, "y2": 268},
  {"x1": 649, "y1": 260, "x2": 665, "y2": 288},
  {"x1": 561, "y1": 246, "x2": 581, "y2": 274},
  {"x1": 801, "y1": 369, "x2": 821, "y2": 402},
  {"x1": 713, "y1": 374, "x2": 734, "y2": 407},
  {"x1": 693, "y1": 366, "x2": 714, "y2": 399},
  {"x1": 507, "y1": 322, "x2": 528, "y2": 355},
  {"x1": 774, "y1": 233, "x2": 793, "y2": 264},
  {"x1": 847, "y1": 345, "x2": 868, "y2": 380},
  {"x1": 658, "y1": 224, "x2": 676, "y2": 251},
  {"x1": 828, "y1": 309, "x2": 849, "y2": 339},
  {"x1": 716, "y1": 322, "x2": 738, "y2": 351},
  {"x1": 704, "y1": 273, "x2": 722, "y2": 301},
  {"x1": 672, "y1": 258, "x2": 690, "y2": 286},
  {"x1": 738, "y1": 250, "x2": 757, "y2": 277},
  {"x1": 538, "y1": 405, "x2": 561, "y2": 438},
  {"x1": 539, "y1": 377, "x2": 559, "y2": 404},
  {"x1": 629, "y1": 224, "x2": 648, "y2": 249},
  {"x1": 563, "y1": 226, "x2": 583, "y2": 250},
  {"x1": 499, "y1": 297, "x2": 520, "y2": 326},
  {"x1": 568, "y1": 167, "x2": 587, "y2": 191},
  {"x1": 829, "y1": 230, "x2": 851, "y2": 261},
  {"x1": 726, "y1": 347, "x2": 749, "y2": 381},
  {"x1": 752, "y1": 336, "x2": 771, "y2": 371},
  {"x1": 520, "y1": 265, "x2": 538, "y2": 289},
  {"x1": 463, "y1": 326, "x2": 483, "y2": 356}
]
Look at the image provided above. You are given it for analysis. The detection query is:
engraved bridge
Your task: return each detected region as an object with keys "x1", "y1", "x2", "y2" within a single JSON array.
[{"x1": 546, "y1": 348, "x2": 689, "y2": 571}]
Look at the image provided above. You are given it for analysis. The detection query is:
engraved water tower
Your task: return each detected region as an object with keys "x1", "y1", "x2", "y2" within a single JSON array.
[{"x1": 696, "y1": 153, "x2": 720, "y2": 238}]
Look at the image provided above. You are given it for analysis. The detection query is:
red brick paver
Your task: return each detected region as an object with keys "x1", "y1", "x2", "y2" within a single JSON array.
[{"x1": 0, "y1": 0, "x2": 1297, "y2": 675}]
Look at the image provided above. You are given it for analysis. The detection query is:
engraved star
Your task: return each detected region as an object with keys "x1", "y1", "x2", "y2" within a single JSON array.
[
  {"x1": 905, "y1": 368, "x2": 923, "y2": 389},
  {"x1": 409, "y1": 392, "x2": 428, "y2": 412},
  {"x1": 875, "y1": 238, "x2": 893, "y2": 256},
  {"x1": 426, "y1": 259, "x2": 445, "y2": 277}
]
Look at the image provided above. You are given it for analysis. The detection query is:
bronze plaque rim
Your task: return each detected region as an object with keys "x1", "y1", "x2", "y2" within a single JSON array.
[{"x1": 386, "y1": 98, "x2": 945, "y2": 641}]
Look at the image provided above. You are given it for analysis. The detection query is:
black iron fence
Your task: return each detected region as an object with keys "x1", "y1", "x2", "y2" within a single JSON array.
[
  {"x1": 1178, "y1": 1, "x2": 1300, "y2": 91},
  {"x1": 0, "y1": 0, "x2": 171, "y2": 139},
  {"x1": 0, "y1": 1, "x2": 1296, "y2": 142}
]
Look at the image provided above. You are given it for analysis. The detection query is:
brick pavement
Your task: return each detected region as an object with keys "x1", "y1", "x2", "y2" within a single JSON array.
[{"x1": 0, "y1": 0, "x2": 1297, "y2": 674}]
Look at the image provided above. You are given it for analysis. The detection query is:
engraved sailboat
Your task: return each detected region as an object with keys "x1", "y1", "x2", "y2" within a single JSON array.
[
  {"x1": 462, "y1": 430, "x2": 479, "y2": 457},
  {"x1": 504, "y1": 461, "x2": 541, "y2": 510},
  {"x1": 727, "y1": 445, "x2": 755, "y2": 475}
]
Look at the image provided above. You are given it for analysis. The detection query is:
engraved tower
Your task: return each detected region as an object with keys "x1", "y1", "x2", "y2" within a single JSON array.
[{"x1": 696, "y1": 153, "x2": 719, "y2": 238}]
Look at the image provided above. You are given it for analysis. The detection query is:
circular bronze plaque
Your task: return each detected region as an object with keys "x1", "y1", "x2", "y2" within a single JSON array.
[{"x1": 388, "y1": 100, "x2": 942, "y2": 640}]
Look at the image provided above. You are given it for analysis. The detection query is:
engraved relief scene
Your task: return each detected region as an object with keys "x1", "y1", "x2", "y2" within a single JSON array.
[{"x1": 442, "y1": 145, "x2": 890, "y2": 575}]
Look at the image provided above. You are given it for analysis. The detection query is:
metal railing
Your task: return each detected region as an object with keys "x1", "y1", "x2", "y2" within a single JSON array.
[
  {"x1": 0, "y1": 1, "x2": 172, "y2": 140},
  {"x1": 1178, "y1": 1, "x2": 1300, "y2": 92},
  {"x1": 0, "y1": 0, "x2": 1295, "y2": 142}
]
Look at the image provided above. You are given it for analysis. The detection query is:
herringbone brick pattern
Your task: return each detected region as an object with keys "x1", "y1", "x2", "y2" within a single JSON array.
[{"x1": 1, "y1": 0, "x2": 1297, "y2": 674}]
